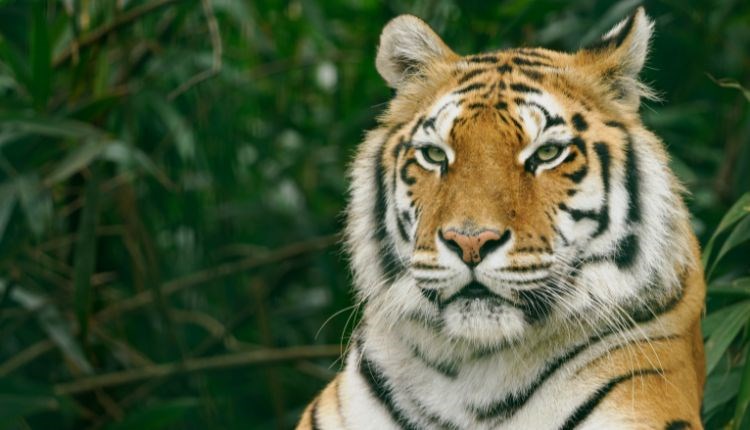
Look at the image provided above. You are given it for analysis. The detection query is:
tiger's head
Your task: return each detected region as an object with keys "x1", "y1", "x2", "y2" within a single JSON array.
[{"x1": 347, "y1": 8, "x2": 694, "y2": 352}]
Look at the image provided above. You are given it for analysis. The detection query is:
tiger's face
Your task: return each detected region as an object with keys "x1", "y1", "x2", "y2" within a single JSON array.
[{"x1": 348, "y1": 12, "x2": 685, "y2": 351}]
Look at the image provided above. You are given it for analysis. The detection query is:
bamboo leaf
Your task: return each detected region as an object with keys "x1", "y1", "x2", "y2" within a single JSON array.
[
  {"x1": 15, "y1": 174, "x2": 52, "y2": 237},
  {"x1": 149, "y1": 96, "x2": 195, "y2": 160},
  {"x1": 704, "y1": 369, "x2": 742, "y2": 416},
  {"x1": 703, "y1": 193, "x2": 750, "y2": 269},
  {"x1": 708, "y1": 283, "x2": 750, "y2": 299},
  {"x1": 101, "y1": 141, "x2": 174, "y2": 188},
  {"x1": 0, "y1": 36, "x2": 31, "y2": 92},
  {"x1": 43, "y1": 139, "x2": 107, "y2": 186},
  {"x1": 704, "y1": 301, "x2": 750, "y2": 375},
  {"x1": 73, "y1": 167, "x2": 101, "y2": 346},
  {"x1": 0, "y1": 183, "x2": 16, "y2": 243},
  {"x1": 710, "y1": 216, "x2": 750, "y2": 277},
  {"x1": 732, "y1": 346, "x2": 750, "y2": 430},
  {"x1": 0, "y1": 116, "x2": 107, "y2": 148},
  {"x1": 0, "y1": 281, "x2": 93, "y2": 374}
]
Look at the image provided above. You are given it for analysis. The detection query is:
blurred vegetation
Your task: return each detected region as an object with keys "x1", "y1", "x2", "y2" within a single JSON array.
[{"x1": 0, "y1": 0, "x2": 747, "y2": 429}]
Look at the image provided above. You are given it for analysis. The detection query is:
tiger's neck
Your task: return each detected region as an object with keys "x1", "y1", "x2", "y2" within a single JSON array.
[{"x1": 346, "y1": 267, "x2": 694, "y2": 429}]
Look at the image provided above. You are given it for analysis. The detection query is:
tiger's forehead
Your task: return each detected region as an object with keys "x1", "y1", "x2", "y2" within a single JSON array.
[{"x1": 405, "y1": 55, "x2": 575, "y2": 153}]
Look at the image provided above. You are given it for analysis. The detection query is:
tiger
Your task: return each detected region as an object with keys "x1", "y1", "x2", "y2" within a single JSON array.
[{"x1": 297, "y1": 7, "x2": 705, "y2": 430}]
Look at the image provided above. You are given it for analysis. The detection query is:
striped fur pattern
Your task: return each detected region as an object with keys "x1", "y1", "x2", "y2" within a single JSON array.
[{"x1": 298, "y1": 8, "x2": 705, "y2": 430}]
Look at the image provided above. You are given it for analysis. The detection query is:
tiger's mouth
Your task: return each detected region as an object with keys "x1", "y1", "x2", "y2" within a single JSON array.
[{"x1": 442, "y1": 281, "x2": 520, "y2": 308}]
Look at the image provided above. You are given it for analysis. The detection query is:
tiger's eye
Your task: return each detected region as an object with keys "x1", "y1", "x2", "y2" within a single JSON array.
[
  {"x1": 535, "y1": 145, "x2": 561, "y2": 162},
  {"x1": 423, "y1": 146, "x2": 447, "y2": 164}
]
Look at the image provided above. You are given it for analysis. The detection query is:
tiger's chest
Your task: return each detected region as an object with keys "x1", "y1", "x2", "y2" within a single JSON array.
[
  {"x1": 332, "y1": 330, "x2": 645, "y2": 430},
  {"x1": 337, "y1": 358, "x2": 636, "y2": 430}
]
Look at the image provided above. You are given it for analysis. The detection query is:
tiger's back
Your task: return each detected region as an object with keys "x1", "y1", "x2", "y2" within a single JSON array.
[{"x1": 298, "y1": 7, "x2": 705, "y2": 430}]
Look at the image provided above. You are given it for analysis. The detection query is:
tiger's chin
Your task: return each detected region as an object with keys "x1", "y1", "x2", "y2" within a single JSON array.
[{"x1": 441, "y1": 297, "x2": 529, "y2": 348}]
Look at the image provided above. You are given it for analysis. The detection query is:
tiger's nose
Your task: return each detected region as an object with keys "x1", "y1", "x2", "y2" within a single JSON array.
[{"x1": 439, "y1": 228, "x2": 511, "y2": 266}]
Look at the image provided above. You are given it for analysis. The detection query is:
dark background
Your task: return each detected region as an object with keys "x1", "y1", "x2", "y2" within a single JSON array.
[{"x1": 0, "y1": 0, "x2": 748, "y2": 429}]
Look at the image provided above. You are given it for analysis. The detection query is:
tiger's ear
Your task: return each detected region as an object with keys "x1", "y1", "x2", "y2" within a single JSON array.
[
  {"x1": 376, "y1": 15, "x2": 457, "y2": 89},
  {"x1": 577, "y1": 7, "x2": 656, "y2": 109}
]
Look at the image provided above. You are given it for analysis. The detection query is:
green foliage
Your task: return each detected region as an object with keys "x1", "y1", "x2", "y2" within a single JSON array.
[
  {"x1": 704, "y1": 192, "x2": 750, "y2": 429},
  {"x1": 0, "y1": 0, "x2": 747, "y2": 429}
]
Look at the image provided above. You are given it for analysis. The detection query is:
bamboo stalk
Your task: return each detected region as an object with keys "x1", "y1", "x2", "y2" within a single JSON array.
[{"x1": 54, "y1": 345, "x2": 341, "y2": 395}]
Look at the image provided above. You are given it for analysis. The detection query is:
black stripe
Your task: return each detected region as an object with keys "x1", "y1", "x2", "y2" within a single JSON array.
[
  {"x1": 520, "y1": 101, "x2": 565, "y2": 130},
  {"x1": 558, "y1": 203, "x2": 599, "y2": 222},
  {"x1": 391, "y1": 136, "x2": 407, "y2": 159},
  {"x1": 419, "y1": 287, "x2": 440, "y2": 304},
  {"x1": 497, "y1": 263, "x2": 552, "y2": 273},
  {"x1": 401, "y1": 210, "x2": 411, "y2": 224},
  {"x1": 480, "y1": 86, "x2": 496, "y2": 99},
  {"x1": 563, "y1": 152, "x2": 578, "y2": 164},
  {"x1": 509, "y1": 116, "x2": 524, "y2": 132},
  {"x1": 552, "y1": 224, "x2": 571, "y2": 246},
  {"x1": 406, "y1": 310, "x2": 443, "y2": 332},
  {"x1": 563, "y1": 165, "x2": 588, "y2": 183},
  {"x1": 571, "y1": 136, "x2": 587, "y2": 159},
  {"x1": 400, "y1": 158, "x2": 418, "y2": 185},
  {"x1": 519, "y1": 68, "x2": 544, "y2": 82},
  {"x1": 592, "y1": 142, "x2": 611, "y2": 237},
  {"x1": 391, "y1": 138, "x2": 406, "y2": 196},
  {"x1": 603, "y1": 121, "x2": 640, "y2": 223},
  {"x1": 359, "y1": 353, "x2": 422, "y2": 430},
  {"x1": 408, "y1": 116, "x2": 425, "y2": 138},
  {"x1": 665, "y1": 420, "x2": 692, "y2": 430},
  {"x1": 623, "y1": 133, "x2": 641, "y2": 223},
  {"x1": 473, "y1": 336, "x2": 591, "y2": 420},
  {"x1": 467, "y1": 102, "x2": 486, "y2": 110},
  {"x1": 571, "y1": 113, "x2": 588, "y2": 132},
  {"x1": 410, "y1": 262, "x2": 444, "y2": 270},
  {"x1": 510, "y1": 83, "x2": 541, "y2": 94},
  {"x1": 396, "y1": 215, "x2": 410, "y2": 242},
  {"x1": 627, "y1": 274, "x2": 685, "y2": 323},
  {"x1": 408, "y1": 341, "x2": 459, "y2": 378},
  {"x1": 375, "y1": 124, "x2": 406, "y2": 282},
  {"x1": 457, "y1": 68, "x2": 487, "y2": 84},
  {"x1": 453, "y1": 82, "x2": 485, "y2": 94},
  {"x1": 571, "y1": 232, "x2": 641, "y2": 276},
  {"x1": 497, "y1": 64, "x2": 513, "y2": 74},
  {"x1": 467, "y1": 54, "x2": 499, "y2": 63},
  {"x1": 512, "y1": 57, "x2": 551, "y2": 67},
  {"x1": 421, "y1": 117, "x2": 436, "y2": 133},
  {"x1": 558, "y1": 368, "x2": 662, "y2": 430},
  {"x1": 516, "y1": 48, "x2": 552, "y2": 60},
  {"x1": 517, "y1": 282, "x2": 555, "y2": 323},
  {"x1": 495, "y1": 101, "x2": 508, "y2": 110},
  {"x1": 614, "y1": 233, "x2": 639, "y2": 269}
]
